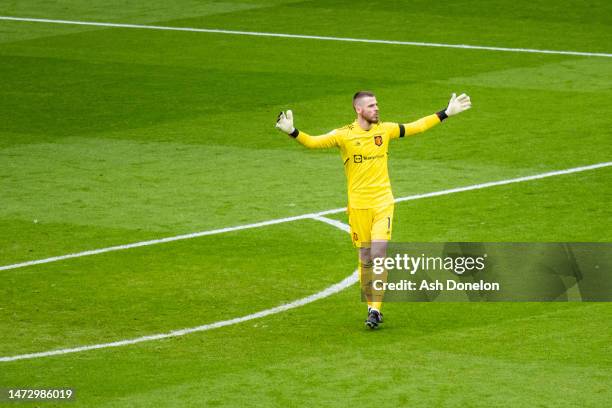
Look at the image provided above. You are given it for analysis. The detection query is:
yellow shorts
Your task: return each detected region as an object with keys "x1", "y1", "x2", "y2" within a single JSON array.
[{"x1": 348, "y1": 204, "x2": 394, "y2": 248}]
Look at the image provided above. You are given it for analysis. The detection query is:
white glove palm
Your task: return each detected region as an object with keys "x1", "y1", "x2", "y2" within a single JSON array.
[
  {"x1": 445, "y1": 93, "x2": 472, "y2": 117},
  {"x1": 275, "y1": 110, "x2": 295, "y2": 134}
]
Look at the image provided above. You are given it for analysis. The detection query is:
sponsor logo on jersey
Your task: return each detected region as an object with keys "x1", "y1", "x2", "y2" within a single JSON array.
[{"x1": 353, "y1": 154, "x2": 385, "y2": 163}]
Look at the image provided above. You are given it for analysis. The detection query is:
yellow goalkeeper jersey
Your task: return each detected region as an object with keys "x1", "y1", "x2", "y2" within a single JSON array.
[{"x1": 293, "y1": 114, "x2": 441, "y2": 209}]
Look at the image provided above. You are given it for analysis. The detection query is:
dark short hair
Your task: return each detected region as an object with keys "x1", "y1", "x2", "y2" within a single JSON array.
[{"x1": 353, "y1": 91, "x2": 375, "y2": 104}]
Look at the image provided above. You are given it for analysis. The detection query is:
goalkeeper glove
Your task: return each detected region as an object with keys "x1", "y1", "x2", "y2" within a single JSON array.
[
  {"x1": 275, "y1": 110, "x2": 295, "y2": 134},
  {"x1": 444, "y1": 93, "x2": 472, "y2": 117}
]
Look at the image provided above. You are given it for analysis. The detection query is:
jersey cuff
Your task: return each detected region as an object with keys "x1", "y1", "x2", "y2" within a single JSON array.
[
  {"x1": 398, "y1": 124, "x2": 405, "y2": 138},
  {"x1": 436, "y1": 110, "x2": 448, "y2": 121},
  {"x1": 290, "y1": 128, "x2": 300, "y2": 138}
]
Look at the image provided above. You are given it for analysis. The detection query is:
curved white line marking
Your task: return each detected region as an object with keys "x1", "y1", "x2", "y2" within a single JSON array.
[
  {"x1": 309, "y1": 215, "x2": 351, "y2": 233},
  {"x1": 2, "y1": 161, "x2": 612, "y2": 360},
  {"x1": 0, "y1": 16, "x2": 611, "y2": 58},
  {"x1": 2, "y1": 161, "x2": 610, "y2": 272},
  {"x1": 0, "y1": 217, "x2": 355, "y2": 362}
]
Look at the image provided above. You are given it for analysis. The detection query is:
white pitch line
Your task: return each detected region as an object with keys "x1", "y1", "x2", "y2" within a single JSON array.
[
  {"x1": 1, "y1": 216, "x2": 356, "y2": 362},
  {"x1": 2, "y1": 161, "x2": 611, "y2": 362},
  {"x1": 309, "y1": 215, "x2": 351, "y2": 233},
  {"x1": 0, "y1": 213, "x2": 314, "y2": 272},
  {"x1": 0, "y1": 16, "x2": 611, "y2": 58},
  {"x1": 316, "y1": 161, "x2": 612, "y2": 215},
  {"x1": 1, "y1": 161, "x2": 611, "y2": 272},
  {"x1": 1, "y1": 271, "x2": 359, "y2": 361},
  {"x1": 392, "y1": 161, "x2": 612, "y2": 204}
]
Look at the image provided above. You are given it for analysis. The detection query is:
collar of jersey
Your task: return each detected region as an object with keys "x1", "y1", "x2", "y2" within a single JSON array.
[{"x1": 352, "y1": 120, "x2": 380, "y2": 133}]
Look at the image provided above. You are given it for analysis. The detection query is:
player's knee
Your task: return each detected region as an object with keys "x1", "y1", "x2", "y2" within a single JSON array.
[
  {"x1": 370, "y1": 241, "x2": 388, "y2": 260},
  {"x1": 371, "y1": 248, "x2": 387, "y2": 260},
  {"x1": 359, "y1": 248, "x2": 372, "y2": 265}
]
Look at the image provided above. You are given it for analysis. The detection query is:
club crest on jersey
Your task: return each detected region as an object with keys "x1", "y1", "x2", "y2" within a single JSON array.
[{"x1": 374, "y1": 135, "x2": 383, "y2": 146}]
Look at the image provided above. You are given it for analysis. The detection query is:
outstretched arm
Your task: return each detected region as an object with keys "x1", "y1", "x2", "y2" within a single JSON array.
[
  {"x1": 275, "y1": 110, "x2": 338, "y2": 149},
  {"x1": 400, "y1": 93, "x2": 472, "y2": 137}
]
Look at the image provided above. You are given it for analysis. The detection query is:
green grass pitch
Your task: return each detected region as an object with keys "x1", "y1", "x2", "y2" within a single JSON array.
[{"x1": 1, "y1": 0, "x2": 611, "y2": 406}]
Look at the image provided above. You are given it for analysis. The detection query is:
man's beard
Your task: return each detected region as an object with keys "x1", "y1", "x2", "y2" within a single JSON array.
[{"x1": 365, "y1": 115, "x2": 379, "y2": 124}]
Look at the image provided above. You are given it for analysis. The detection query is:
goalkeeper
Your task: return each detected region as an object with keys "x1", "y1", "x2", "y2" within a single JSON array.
[{"x1": 275, "y1": 91, "x2": 471, "y2": 328}]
